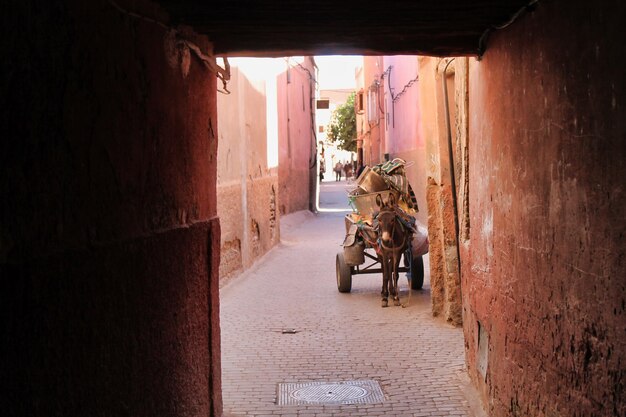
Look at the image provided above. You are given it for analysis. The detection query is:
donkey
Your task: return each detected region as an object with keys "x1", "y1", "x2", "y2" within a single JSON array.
[{"x1": 375, "y1": 193, "x2": 410, "y2": 307}]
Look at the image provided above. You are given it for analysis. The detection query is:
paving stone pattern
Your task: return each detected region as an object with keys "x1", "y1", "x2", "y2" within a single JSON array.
[{"x1": 220, "y1": 183, "x2": 477, "y2": 417}]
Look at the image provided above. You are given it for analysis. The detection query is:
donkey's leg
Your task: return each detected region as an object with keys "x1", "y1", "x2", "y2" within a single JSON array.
[
  {"x1": 381, "y1": 256, "x2": 389, "y2": 308},
  {"x1": 392, "y1": 254, "x2": 401, "y2": 306},
  {"x1": 387, "y1": 252, "x2": 396, "y2": 306},
  {"x1": 399, "y1": 251, "x2": 411, "y2": 307},
  {"x1": 380, "y1": 257, "x2": 386, "y2": 296}
]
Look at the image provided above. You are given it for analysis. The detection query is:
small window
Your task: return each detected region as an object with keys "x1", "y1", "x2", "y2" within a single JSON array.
[
  {"x1": 357, "y1": 91, "x2": 364, "y2": 113},
  {"x1": 316, "y1": 99, "x2": 330, "y2": 109}
]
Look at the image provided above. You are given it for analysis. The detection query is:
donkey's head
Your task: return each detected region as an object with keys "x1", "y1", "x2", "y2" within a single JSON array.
[{"x1": 376, "y1": 193, "x2": 398, "y2": 247}]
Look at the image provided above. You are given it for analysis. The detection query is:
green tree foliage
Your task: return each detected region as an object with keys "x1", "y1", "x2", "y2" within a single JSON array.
[{"x1": 327, "y1": 92, "x2": 357, "y2": 152}]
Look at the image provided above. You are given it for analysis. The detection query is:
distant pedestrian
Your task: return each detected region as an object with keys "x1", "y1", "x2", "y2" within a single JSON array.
[
  {"x1": 334, "y1": 161, "x2": 343, "y2": 181},
  {"x1": 343, "y1": 161, "x2": 352, "y2": 180},
  {"x1": 356, "y1": 163, "x2": 366, "y2": 179}
]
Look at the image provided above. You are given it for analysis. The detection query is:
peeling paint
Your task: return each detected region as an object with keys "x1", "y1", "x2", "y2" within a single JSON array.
[{"x1": 481, "y1": 208, "x2": 493, "y2": 257}]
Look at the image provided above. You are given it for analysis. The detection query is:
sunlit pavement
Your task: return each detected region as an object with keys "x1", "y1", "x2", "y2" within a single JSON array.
[
  {"x1": 220, "y1": 182, "x2": 482, "y2": 417},
  {"x1": 317, "y1": 179, "x2": 357, "y2": 212}
]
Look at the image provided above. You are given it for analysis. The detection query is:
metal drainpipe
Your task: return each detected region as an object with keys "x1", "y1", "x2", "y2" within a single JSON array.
[{"x1": 442, "y1": 58, "x2": 462, "y2": 280}]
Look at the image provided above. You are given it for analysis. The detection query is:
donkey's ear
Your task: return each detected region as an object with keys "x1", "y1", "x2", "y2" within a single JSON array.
[
  {"x1": 375, "y1": 193, "x2": 384, "y2": 208},
  {"x1": 388, "y1": 193, "x2": 396, "y2": 207}
]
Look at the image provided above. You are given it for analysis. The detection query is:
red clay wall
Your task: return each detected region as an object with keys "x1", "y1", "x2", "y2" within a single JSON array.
[
  {"x1": 277, "y1": 59, "x2": 315, "y2": 215},
  {"x1": 463, "y1": 1, "x2": 625, "y2": 416},
  {"x1": 217, "y1": 63, "x2": 280, "y2": 281},
  {"x1": 1, "y1": 1, "x2": 221, "y2": 416}
]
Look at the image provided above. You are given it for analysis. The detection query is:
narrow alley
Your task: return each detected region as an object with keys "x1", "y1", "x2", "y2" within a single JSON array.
[
  {"x1": 220, "y1": 180, "x2": 479, "y2": 417},
  {"x1": 4, "y1": 2, "x2": 624, "y2": 417}
]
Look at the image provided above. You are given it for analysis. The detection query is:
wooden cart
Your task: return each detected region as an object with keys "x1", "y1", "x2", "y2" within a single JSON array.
[{"x1": 336, "y1": 213, "x2": 426, "y2": 293}]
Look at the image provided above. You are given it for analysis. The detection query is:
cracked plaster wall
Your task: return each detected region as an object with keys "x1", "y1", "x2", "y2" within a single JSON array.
[
  {"x1": 463, "y1": 1, "x2": 625, "y2": 415},
  {"x1": 277, "y1": 60, "x2": 315, "y2": 215},
  {"x1": 217, "y1": 64, "x2": 280, "y2": 283}
]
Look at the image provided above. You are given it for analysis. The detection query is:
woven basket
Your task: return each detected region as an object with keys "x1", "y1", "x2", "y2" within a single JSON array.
[
  {"x1": 349, "y1": 189, "x2": 400, "y2": 220},
  {"x1": 355, "y1": 166, "x2": 388, "y2": 193}
]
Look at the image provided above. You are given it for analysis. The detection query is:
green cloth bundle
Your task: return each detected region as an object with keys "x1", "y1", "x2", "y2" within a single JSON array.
[{"x1": 371, "y1": 158, "x2": 418, "y2": 211}]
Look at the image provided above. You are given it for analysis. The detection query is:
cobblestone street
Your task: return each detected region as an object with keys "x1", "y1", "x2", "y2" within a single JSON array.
[{"x1": 220, "y1": 181, "x2": 482, "y2": 417}]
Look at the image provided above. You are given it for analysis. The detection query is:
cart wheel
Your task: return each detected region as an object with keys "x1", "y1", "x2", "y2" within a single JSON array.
[
  {"x1": 409, "y1": 255, "x2": 424, "y2": 290},
  {"x1": 404, "y1": 252, "x2": 424, "y2": 290},
  {"x1": 336, "y1": 252, "x2": 352, "y2": 293}
]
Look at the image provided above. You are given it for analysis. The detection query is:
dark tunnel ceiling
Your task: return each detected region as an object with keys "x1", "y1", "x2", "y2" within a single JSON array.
[{"x1": 158, "y1": 0, "x2": 534, "y2": 57}]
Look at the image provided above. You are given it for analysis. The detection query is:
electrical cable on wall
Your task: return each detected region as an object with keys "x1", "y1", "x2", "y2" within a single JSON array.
[
  {"x1": 378, "y1": 64, "x2": 418, "y2": 127},
  {"x1": 382, "y1": 65, "x2": 418, "y2": 103},
  {"x1": 380, "y1": 66, "x2": 392, "y2": 80},
  {"x1": 108, "y1": 0, "x2": 231, "y2": 93},
  {"x1": 477, "y1": 0, "x2": 540, "y2": 56},
  {"x1": 378, "y1": 66, "x2": 392, "y2": 112},
  {"x1": 284, "y1": 57, "x2": 318, "y2": 84},
  {"x1": 391, "y1": 75, "x2": 419, "y2": 103}
]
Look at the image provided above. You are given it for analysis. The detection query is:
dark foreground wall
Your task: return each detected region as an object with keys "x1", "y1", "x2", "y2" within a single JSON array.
[
  {"x1": 1, "y1": 1, "x2": 221, "y2": 416},
  {"x1": 463, "y1": 1, "x2": 625, "y2": 416}
]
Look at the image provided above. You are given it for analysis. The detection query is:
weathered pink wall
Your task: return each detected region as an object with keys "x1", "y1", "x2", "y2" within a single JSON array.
[
  {"x1": 463, "y1": 1, "x2": 625, "y2": 415},
  {"x1": 217, "y1": 64, "x2": 279, "y2": 281},
  {"x1": 359, "y1": 56, "x2": 386, "y2": 166},
  {"x1": 384, "y1": 56, "x2": 423, "y2": 154},
  {"x1": 277, "y1": 58, "x2": 315, "y2": 214},
  {"x1": 383, "y1": 56, "x2": 428, "y2": 225},
  {"x1": 1, "y1": 1, "x2": 221, "y2": 415}
]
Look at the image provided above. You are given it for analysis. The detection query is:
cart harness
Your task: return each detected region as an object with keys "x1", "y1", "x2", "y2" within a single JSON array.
[{"x1": 357, "y1": 208, "x2": 415, "y2": 256}]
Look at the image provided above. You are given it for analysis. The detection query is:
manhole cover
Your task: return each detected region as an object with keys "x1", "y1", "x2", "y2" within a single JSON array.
[{"x1": 277, "y1": 380, "x2": 384, "y2": 405}]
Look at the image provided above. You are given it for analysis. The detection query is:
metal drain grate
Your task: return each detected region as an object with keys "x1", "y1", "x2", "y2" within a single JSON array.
[{"x1": 277, "y1": 380, "x2": 384, "y2": 405}]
